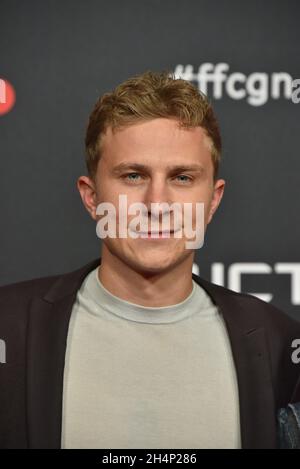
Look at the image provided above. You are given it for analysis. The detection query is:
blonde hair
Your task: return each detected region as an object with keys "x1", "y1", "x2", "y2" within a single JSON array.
[{"x1": 85, "y1": 69, "x2": 222, "y2": 181}]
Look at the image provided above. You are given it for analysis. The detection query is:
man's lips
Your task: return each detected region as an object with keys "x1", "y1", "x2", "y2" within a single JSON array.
[
  {"x1": 128, "y1": 228, "x2": 181, "y2": 238},
  {"x1": 143, "y1": 230, "x2": 174, "y2": 234}
]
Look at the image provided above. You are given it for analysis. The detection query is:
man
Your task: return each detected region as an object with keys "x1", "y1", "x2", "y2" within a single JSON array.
[{"x1": 0, "y1": 70, "x2": 299, "y2": 449}]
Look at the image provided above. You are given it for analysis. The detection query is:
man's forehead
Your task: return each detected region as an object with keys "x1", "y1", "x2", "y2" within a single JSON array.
[
  {"x1": 100, "y1": 119, "x2": 212, "y2": 161},
  {"x1": 101, "y1": 118, "x2": 208, "y2": 144}
]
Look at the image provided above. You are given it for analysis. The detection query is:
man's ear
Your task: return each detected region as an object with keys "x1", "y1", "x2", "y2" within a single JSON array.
[
  {"x1": 77, "y1": 176, "x2": 98, "y2": 220},
  {"x1": 207, "y1": 178, "x2": 225, "y2": 225}
]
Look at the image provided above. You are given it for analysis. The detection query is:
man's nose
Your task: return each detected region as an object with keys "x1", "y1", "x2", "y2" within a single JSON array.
[
  {"x1": 142, "y1": 177, "x2": 173, "y2": 222},
  {"x1": 143, "y1": 176, "x2": 171, "y2": 204}
]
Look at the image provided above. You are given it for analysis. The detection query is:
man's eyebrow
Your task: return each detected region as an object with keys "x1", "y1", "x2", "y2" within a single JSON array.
[{"x1": 111, "y1": 162, "x2": 205, "y2": 174}]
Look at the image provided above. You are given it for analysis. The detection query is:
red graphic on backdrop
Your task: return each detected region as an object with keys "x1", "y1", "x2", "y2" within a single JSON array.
[{"x1": 0, "y1": 79, "x2": 16, "y2": 115}]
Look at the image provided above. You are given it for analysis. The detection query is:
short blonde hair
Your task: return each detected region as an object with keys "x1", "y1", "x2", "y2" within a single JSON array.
[{"x1": 85, "y1": 70, "x2": 222, "y2": 181}]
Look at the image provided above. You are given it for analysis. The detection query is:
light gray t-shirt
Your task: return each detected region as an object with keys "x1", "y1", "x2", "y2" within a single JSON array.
[{"x1": 61, "y1": 267, "x2": 241, "y2": 449}]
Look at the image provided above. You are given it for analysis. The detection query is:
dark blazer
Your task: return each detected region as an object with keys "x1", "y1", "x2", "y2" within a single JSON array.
[{"x1": 0, "y1": 257, "x2": 300, "y2": 449}]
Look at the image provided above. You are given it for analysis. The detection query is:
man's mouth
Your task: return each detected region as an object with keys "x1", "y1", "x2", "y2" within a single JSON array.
[{"x1": 128, "y1": 228, "x2": 180, "y2": 238}]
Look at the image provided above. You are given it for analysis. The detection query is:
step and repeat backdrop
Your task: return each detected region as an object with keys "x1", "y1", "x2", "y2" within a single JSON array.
[{"x1": 0, "y1": 0, "x2": 299, "y2": 320}]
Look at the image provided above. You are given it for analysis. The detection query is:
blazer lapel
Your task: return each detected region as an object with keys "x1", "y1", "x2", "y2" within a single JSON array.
[
  {"x1": 26, "y1": 259, "x2": 100, "y2": 448},
  {"x1": 193, "y1": 274, "x2": 277, "y2": 449},
  {"x1": 26, "y1": 258, "x2": 277, "y2": 448}
]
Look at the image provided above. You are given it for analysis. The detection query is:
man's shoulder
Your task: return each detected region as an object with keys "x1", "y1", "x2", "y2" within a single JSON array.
[
  {"x1": 0, "y1": 273, "x2": 62, "y2": 321},
  {"x1": 0, "y1": 258, "x2": 99, "y2": 315},
  {"x1": 193, "y1": 273, "x2": 300, "y2": 333},
  {"x1": 0, "y1": 274, "x2": 60, "y2": 297}
]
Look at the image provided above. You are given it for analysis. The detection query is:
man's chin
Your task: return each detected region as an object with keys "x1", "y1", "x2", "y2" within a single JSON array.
[
  {"x1": 124, "y1": 253, "x2": 185, "y2": 277},
  {"x1": 104, "y1": 241, "x2": 189, "y2": 275}
]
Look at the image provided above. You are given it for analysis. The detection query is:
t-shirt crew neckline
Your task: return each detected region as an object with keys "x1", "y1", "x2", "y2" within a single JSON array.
[{"x1": 80, "y1": 267, "x2": 214, "y2": 324}]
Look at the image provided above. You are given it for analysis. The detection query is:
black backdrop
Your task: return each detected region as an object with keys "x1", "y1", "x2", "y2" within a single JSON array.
[{"x1": 0, "y1": 0, "x2": 299, "y2": 321}]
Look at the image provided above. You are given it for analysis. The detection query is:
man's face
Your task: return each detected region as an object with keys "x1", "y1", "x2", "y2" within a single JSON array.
[{"x1": 80, "y1": 118, "x2": 225, "y2": 275}]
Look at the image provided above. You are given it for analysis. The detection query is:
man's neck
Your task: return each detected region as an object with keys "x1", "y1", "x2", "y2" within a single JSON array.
[{"x1": 97, "y1": 249, "x2": 195, "y2": 308}]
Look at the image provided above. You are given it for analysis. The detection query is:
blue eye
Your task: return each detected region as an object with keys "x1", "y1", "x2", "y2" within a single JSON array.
[
  {"x1": 125, "y1": 173, "x2": 141, "y2": 181},
  {"x1": 176, "y1": 175, "x2": 192, "y2": 182},
  {"x1": 122, "y1": 173, "x2": 192, "y2": 183}
]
